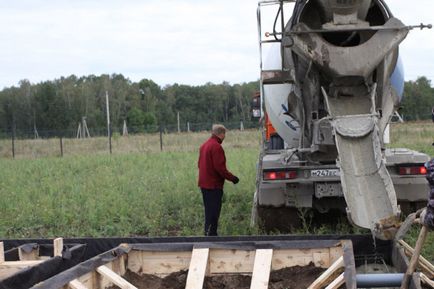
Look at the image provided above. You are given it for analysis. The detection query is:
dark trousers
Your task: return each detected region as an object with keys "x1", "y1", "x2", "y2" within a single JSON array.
[{"x1": 201, "y1": 188, "x2": 223, "y2": 236}]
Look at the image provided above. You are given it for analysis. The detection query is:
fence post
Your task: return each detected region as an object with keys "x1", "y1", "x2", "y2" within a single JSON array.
[
  {"x1": 106, "y1": 91, "x2": 112, "y2": 154},
  {"x1": 11, "y1": 129, "x2": 15, "y2": 159},
  {"x1": 60, "y1": 136, "x2": 63, "y2": 157},
  {"x1": 159, "y1": 125, "x2": 163, "y2": 151}
]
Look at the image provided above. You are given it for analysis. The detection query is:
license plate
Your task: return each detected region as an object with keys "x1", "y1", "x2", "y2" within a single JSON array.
[{"x1": 310, "y1": 169, "x2": 340, "y2": 178}]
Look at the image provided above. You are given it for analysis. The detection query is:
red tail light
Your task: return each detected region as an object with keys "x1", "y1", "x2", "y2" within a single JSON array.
[
  {"x1": 398, "y1": 166, "x2": 427, "y2": 176},
  {"x1": 264, "y1": 170, "x2": 297, "y2": 180}
]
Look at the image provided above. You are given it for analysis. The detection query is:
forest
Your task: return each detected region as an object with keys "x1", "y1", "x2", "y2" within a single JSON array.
[{"x1": 0, "y1": 74, "x2": 432, "y2": 138}]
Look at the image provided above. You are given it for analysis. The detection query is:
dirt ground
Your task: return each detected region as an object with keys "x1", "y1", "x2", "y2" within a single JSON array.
[{"x1": 107, "y1": 263, "x2": 325, "y2": 289}]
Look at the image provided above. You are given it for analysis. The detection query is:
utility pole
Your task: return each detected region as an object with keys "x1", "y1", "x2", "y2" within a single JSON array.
[{"x1": 106, "y1": 91, "x2": 112, "y2": 154}]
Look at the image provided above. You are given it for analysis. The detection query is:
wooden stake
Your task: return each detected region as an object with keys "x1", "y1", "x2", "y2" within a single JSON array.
[
  {"x1": 307, "y1": 256, "x2": 344, "y2": 289},
  {"x1": 399, "y1": 239, "x2": 434, "y2": 278},
  {"x1": 400, "y1": 226, "x2": 428, "y2": 289},
  {"x1": 97, "y1": 265, "x2": 137, "y2": 289},
  {"x1": 54, "y1": 238, "x2": 63, "y2": 257},
  {"x1": 0, "y1": 242, "x2": 4, "y2": 263},
  {"x1": 185, "y1": 248, "x2": 209, "y2": 289},
  {"x1": 250, "y1": 249, "x2": 273, "y2": 289}
]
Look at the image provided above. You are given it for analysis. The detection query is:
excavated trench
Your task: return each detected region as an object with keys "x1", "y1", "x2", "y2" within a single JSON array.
[{"x1": 107, "y1": 263, "x2": 326, "y2": 289}]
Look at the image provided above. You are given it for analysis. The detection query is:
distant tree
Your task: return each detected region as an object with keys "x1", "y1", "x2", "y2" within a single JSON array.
[{"x1": 401, "y1": 77, "x2": 434, "y2": 120}]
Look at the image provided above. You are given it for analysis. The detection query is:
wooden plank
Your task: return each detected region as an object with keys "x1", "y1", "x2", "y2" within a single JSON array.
[
  {"x1": 0, "y1": 242, "x2": 4, "y2": 263},
  {"x1": 0, "y1": 260, "x2": 44, "y2": 270},
  {"x1": 68, "y1": 279, "x2": 89, "y2": 289},
  {"x1": 19, "y1": 246, "x2": 39, "y2": 261},
  {"x1": 137, "y1": 251, "x2": 192, "y2": 276},
  {"x1": 96, "y1": 265, "x2": 138, "y2": 289},
  {"x1": 307, "y1": 256, "x2": 344, "y2": 289},
  {"x1": 209, "y1": 249, "x2": 255, "y2": 274},
  {"x1": 324, "y1": 273, "x2": 345, "y2": 289},
  {"x1": 185, "y1": 248, "x2": 209, "y2": 289},
  {"x1": 54, "y1": 238, "x2": 64, "y2": 257},
  {"x1": 272, "y1": 248, "x2": 339, "y2": 270},
  {"x1": 250, "y1": 249, "x2": 273, "y2": 289},
  {"x1": 420, "y1": 273, "x2": 434, "y2": 288},
  {"x1": 399, "y1": 240, "x2": 434, "y2": 278}
]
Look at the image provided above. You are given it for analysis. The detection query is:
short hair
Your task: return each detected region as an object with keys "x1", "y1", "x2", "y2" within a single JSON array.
[{"x1": 212, "y1": 124, "x2": 226, "y2": 135}]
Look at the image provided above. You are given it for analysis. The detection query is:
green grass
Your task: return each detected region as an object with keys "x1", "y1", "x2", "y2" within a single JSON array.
[
  {"x1": 0, "y1": 145, "x2": 259, "y2": 238},
  {"x1": 0, "y1": 123, "x2": 433, "y2": 260}
]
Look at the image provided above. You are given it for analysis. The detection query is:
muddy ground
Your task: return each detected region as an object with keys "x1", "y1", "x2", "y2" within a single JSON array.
[{"x1": 108, "y1": 263, "x2": 326, "y2": 289}]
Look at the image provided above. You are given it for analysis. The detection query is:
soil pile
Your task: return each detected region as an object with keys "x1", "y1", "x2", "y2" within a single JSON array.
[{"x1": 108, "y1": 263, "x2": 325, "y2": 289}]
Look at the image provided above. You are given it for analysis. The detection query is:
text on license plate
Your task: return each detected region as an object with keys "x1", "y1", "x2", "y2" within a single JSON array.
[{"x1": 311, "y1": 169, "x2": 340, "y2": 178}]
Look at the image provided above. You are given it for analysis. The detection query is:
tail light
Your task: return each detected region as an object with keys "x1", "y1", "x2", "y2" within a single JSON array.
[
  {"x1": 398, "y1": 165, "x2": 427, "y2": 176},
  {"x1": 263, "y1": 170, "x2": 297, "y2": 181}
]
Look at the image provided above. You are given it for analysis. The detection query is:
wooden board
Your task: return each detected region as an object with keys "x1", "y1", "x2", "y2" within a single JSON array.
[
  {"x1": 325, "y1": 273, "x2": 345, "y2": 289},
  {"x1": 250, "y1": 249, "x2": 273, "y2": 289},
  {"x1": 69, "y1": 279, "x2": 89, "y2": 289},
  {"x1": 0, "y1": 242, "x2": 4, "y2": 263},
  {"x1": 399, "y1": 240, "x2": 434, "y2": 278},
  {"x1": 128, "y1": 250, "x2": 192, "y2": 276},
  {"x1": 185, "y1": 248, "x2": 209, "y2": 289},
  {"x1": 307, "y1": 256, "x2": 344, "y2": 289},
  {"x1": 96, "y1": 265, "x2": 137, "y2": 289}
]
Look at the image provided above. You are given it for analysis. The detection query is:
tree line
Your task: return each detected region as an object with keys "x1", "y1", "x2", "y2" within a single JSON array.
[
  {"x1": 0, "y1": 74, "x2": 432, "y2": 137},
  {"x1": 0, "y1": 74, "x2": 259, "y2": 137},
  {"x1": 401, "y1": 77, "x2": 434, "y2": 121}
]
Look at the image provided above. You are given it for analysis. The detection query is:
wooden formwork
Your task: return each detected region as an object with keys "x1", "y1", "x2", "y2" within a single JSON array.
[
  {"x1": 0, "y1": 238, "x2": 86, "y2": 289},
  {"x1": 34, "y1": 239, "x2": 356, "y2": 289},
  {"x1": 0, "y1": 238, "x2": 64, "y2": 280}
]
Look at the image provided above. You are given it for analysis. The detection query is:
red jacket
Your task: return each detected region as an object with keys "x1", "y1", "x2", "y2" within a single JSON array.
[{"x1": 198, "y1": 135, "x2": 236, "y2": 189}]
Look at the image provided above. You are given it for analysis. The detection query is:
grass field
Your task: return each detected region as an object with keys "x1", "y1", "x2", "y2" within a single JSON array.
[{"x1": 0, "y1": 122, "x2": 433, "y2": 259}]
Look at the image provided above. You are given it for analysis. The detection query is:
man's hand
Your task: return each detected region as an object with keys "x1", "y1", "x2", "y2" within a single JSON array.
[{"x1": 232, "y1": 176, "x2": 240, "y2": 184}]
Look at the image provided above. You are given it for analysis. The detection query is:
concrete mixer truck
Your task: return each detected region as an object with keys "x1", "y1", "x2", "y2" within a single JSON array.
[{"x1": 252, "y1": 0, "x2": 432, "y2": 239}]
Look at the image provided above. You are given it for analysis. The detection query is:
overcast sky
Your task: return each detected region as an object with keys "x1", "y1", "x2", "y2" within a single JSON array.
[{"x1": 0, "y1": 0, "x2": 433, "y2": 89}]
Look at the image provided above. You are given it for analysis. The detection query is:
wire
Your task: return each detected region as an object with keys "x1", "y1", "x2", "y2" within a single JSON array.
[{"x1": 273, "y1": 5, "x2": 282, "y2": 40}]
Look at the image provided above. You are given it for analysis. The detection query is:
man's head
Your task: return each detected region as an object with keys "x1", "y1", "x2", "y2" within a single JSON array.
[{"x1": 212, "y1": 124, "x2": 226, "y2": 141}]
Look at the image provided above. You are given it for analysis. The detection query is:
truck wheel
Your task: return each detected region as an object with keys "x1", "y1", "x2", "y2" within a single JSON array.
[{"x1": 257, "y1": 206, "x2": 304, "y2": 233}]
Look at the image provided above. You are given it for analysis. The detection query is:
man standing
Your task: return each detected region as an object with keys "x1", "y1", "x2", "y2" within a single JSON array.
[{"x1": 198, "y1": 124, "x2": 239, "y2": 236}]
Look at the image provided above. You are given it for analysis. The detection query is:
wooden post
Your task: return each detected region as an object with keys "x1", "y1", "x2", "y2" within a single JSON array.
[
  {"x1": 106, "y1": 91, "x2": 112, "y2": 154},
  {"x1": 177, "y1": 112, "x2": 180, "y2": 133},
  {"x1": 400, "y1": 226, "x2": 428, "y2": 289},
  {"x1": 54, "y1": 238, "x2": 63, "y2": 257},
  {"x1": 60, "y1": 137, "x2": 63, "y2": 157},
  {"x1": 159, "y1": 125, "x2": 163, "y2": 151},
  {"x1": 0, "y1": 242, "x2": 4, "y2": 263},
  {"x1": 11, "y1": 129, "x2": 15, "y2": 159},
  {"x1": 187, "y1": 122, "x2": 190, "y2": 132}
]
